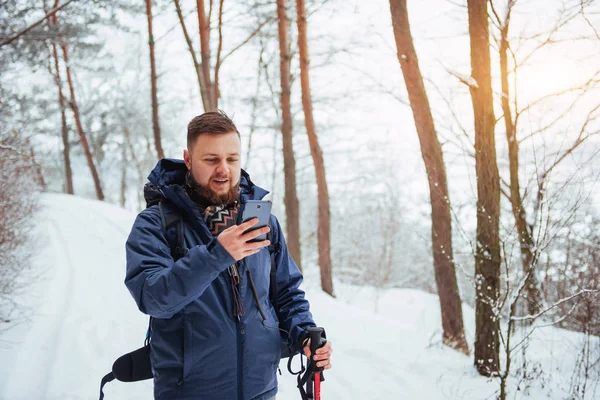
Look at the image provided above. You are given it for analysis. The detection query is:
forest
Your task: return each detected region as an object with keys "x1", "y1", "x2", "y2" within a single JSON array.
[{"x1": 1, "y1": 1, "x2": 599, "y2": 399}]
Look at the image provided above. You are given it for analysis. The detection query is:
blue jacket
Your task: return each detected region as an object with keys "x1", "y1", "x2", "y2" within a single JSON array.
[{"x1": 125, "y1": 159, "x2": 315, "y2": 400}]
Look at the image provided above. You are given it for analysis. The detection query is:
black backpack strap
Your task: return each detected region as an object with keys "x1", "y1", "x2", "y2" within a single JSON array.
[
  {"x1": 158, "y1": 201, "x2": 188, "y2": 261},
  {"x1": 99, "y1": 372, "x2": 115, "y2": 400},
  {"x1": 267, "y1": 218, "x2": 282, "y2": 309},
  {"x1": 158, "y1": 201, "x2": 168, "y2": 235},
  {"x1": 174, "y1": 216, "x2": 187, "y2": 260}
]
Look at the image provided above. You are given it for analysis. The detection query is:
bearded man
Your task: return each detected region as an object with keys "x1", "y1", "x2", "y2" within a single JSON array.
[{"x1": 124, "y1": 111, "x2": 332, "y2": 400}]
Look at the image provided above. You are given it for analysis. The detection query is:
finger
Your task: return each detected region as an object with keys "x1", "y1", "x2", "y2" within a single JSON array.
[
  {"x1": 313, "y1": 350, "x2": 330, "y2": 359},
  {"x1": 238, "y1": 218, "x2": 259, "y2": 231},
  {"x1": 303, "y1": 346, "x2": 311, "y2": 358},
  {"x1": 313, "y1": 351, "x2": 331, "y2": 361},
  {"x1": 243, "y1": 249, "x2": 261, "y2": 256},
  {"x1": 246, "y1": 240, "x2": 270, "y2": 250},
  {"x1": 315, "y1": 343, "x2": 332, "y2": 355},
  {"x1": 241, "y1": 225, "x2": 270, "y2": 241},
  {"x1": 316, "y1": 360, "x2": 331, "y2": 369}
]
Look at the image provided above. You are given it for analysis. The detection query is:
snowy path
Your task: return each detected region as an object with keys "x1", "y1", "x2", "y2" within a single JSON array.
[
  {"x1": 0, "y1": 193, "x2": 597, "y2": 399},
  {"x1": 0, "y1": 194, "x2": 151, "y2": 400}
]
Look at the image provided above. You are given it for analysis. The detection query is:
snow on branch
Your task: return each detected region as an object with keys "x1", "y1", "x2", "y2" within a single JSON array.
[
  {"x1": 511, "y1": 289, "x2": 599, "y2": 322},
  {"x1": 445, "y1": 68, "x2": 479, "y2": 88}
]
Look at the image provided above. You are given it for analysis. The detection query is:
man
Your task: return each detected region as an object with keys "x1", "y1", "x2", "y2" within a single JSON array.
[{"x1": 125, "y1": 111, "x2": 332, "y2": 400}]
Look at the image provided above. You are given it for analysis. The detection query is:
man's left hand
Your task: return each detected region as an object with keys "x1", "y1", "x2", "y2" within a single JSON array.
[{"x1": 302, "y1": 339, "x2": 333, "y2": 370}]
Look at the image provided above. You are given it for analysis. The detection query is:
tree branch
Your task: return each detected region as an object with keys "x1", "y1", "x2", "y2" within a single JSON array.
[
  {"x1": 219, "y1": 17, "x2": 274, "y2": 65},
  {"x1": 0, "y1": 0, "x2": 78, "y2": 48},
  {"x1": 511, "y1": 289, "x2": 598, "y2": 322}
]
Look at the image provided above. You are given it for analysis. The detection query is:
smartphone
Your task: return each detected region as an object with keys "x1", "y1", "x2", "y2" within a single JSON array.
[{"x1": 241, "y1": 200, "x2": 272, "y2": 242}]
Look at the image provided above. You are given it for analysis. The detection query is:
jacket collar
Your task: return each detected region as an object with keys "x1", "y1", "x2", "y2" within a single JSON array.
[{"x1": 147, "y1": 158, "x2": 269, "y2": 207}]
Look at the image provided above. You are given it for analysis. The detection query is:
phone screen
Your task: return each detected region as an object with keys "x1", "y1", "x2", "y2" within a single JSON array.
[{"x1": 241, "y1": 200, "x2": 272, "y2": 242}]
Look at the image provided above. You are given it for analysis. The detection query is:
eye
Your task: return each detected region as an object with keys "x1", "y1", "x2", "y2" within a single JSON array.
[
  {"x1": 205, "y1": 158, "x2": 218, "y2": 163},
  {"x1": 228, "y1": 158, "x2": 239, "y2": 163}
]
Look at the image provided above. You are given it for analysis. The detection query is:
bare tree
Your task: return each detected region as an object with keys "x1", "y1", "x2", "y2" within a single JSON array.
[
  {"x1": 275, "y1": 0, "x2": 302, "y2": 270},
  {"x1": 196, "y1": 0, "x2": 217, "y2": 110},
  {"x1": 389, "y1": 0, "x2": 469, "y2": 354},
  {"x1": 61, "y1": 31, "x2": 104, "y2": 200},
  {"x1": 45, "y1": 0, "x2": 73, "y2": 195},
  {"x1": 489, "y1": 1, "x2": 544, "y2": 318},
  {"x1": 175, "y1": 1, "x2": 273, "y2": 112},
  {"x1": 296, "y1": 0, "x2": 332, "y2": 294},
  {"x1": 467, "y1": 0, "x2": 501, "y2": 376},
  {"x1": 0, "y1": 0, "x2": 77, "y2": 48},
  {"x1": 174, "y1": 0, "x2": 211, "y2": 111},
  {"x1": 145, "y1": 0, "x2": 165, "y2": 160}
]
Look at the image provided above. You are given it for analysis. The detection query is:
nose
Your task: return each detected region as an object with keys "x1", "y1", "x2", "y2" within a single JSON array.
[{"x1": 216, "y1": 159, "x2": 229, "y2": 176}]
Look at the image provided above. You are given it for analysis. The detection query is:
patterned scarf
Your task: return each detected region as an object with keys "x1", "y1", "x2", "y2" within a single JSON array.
[
  {"x1": 202, "y1": 203, "x2": 245, "y2": 318},
  {"x1": 203, "y1": 204, "x2": 240, "y2": 236}
]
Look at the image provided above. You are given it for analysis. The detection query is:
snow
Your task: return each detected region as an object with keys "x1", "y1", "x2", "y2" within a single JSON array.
[
  {"x1": 444, "y1": 68, "x2": 479, "y2": 89},
  {"x1": 0, "y1": 194, "x2": 598, "y2": 399}
]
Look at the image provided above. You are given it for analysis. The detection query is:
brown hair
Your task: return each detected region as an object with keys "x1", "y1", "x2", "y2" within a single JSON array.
[{"x1": 187, "y1": 110, "x2": 240, "y2": 150}]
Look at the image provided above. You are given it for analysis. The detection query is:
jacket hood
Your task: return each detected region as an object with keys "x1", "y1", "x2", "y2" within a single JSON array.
[{"x1": 144, "y1": 158, "x2": 269, "y2": 208}]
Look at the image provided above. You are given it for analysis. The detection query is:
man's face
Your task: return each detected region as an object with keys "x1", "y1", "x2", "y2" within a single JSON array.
[{"x1": 183, "y1": 131, "x2": 241, "y2": 204}]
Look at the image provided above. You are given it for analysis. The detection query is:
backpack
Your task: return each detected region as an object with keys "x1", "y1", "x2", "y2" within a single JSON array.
[{"x1": 99, "y1": 200, "x2": 282, "y2": 400}]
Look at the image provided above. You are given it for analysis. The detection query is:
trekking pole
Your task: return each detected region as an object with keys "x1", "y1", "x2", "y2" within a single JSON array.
[{"x1": 307, "y1": 327, "x2": 327, "y2": 400}]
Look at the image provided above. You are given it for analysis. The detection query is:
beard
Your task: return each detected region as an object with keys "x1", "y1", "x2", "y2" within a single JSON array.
[{"x1": 185, "y1": 171, "x2": 240, "y2": 207}]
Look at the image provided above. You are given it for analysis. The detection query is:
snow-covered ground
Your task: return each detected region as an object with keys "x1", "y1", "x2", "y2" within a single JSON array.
[{"x1": 0, "y1": 194, "x2": 597, "y2": 399}]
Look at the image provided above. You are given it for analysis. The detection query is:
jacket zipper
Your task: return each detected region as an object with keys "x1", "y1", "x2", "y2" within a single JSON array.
[
  {"x1": 236, "y1": 202, "x2": 245, "y2": 400},
  {"x1": 236, "y1": 259, "x2": 245, "y2": 400}
]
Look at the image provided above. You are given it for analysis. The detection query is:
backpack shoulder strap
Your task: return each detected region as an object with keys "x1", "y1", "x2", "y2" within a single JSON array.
[
  {"x1": 158, "y1": 201, "x2": 188, "y2": 261},
  {"x1": 267, "y1": 217, "x2": 282, "y2": 309},
  {"x1": 147, "y1": 203, "x2": 188, "y2": 344}
]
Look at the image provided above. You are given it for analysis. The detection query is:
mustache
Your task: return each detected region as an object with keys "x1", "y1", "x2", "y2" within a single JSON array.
[{"x1": 185, "y1": 171, "x2": 240, "y2": 206}]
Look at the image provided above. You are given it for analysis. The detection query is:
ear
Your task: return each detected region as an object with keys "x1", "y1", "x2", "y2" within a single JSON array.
[{"x1": 183, "y1": 149, "x2": 191, "y2": 170}]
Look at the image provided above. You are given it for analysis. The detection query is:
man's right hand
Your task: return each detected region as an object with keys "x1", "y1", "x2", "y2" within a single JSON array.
[{"x1": 217, "y1": 218, "x2": 270, "y2": 261}]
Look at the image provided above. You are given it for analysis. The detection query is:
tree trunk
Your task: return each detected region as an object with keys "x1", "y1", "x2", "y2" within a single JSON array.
[
  {"x1": 296, "y1": 0, "x2": 333, "y2": 295},
  {"x1": 51, "y1": 44, "x2": 73, "y2": 195},
  {"x1": 197, "y1": 0, "x2": 216, "y2": 110},
  {"x1": 213, "y1": 0, "x2": 224, "y2": 109},
  {"x1": 124, "y1": 127, "x2": 145, "y2": 188},
  {"x1": 498, "y1": 12, "x2": 543, "y2": 318},
  {"x1": 145, "y1": 0, "x2": 165, "y2": 160},
  {"x1": 120, "y1": 136, "x2": 127, "y2": 207},
  {"x1": 389, "y1": 0, "x2": 469, "y2": 354},
  {"x1": 61, "y1": 44, "x2": 104, "y2": 201},
  {"x1": 174, "y1": 0, "x2": 210, "y2": 111},
  {"x1": 276, "y1": 0, "x2": 302, "y2": 271},
  {"x1": 467, "y1": 0, "x2": 500, "y2": 377},
  {"x1": 27, "y1": 141, "x2": 46, "y2": 190},
  {"x1": 47, "y1": 1, "x2": 73, "y2": 194}
]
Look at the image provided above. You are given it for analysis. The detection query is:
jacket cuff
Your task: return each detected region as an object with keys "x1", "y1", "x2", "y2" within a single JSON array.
[{"x1": 207, "y1": 237, "x2": 236, "y2": 267}]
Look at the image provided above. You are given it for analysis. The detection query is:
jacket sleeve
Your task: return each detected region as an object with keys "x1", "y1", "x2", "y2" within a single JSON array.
[
  {"x1": 272, "y1": 216, "x2": 317, "y2": 346},
  {"x1": 125, "y1": 208, "x2": 235, "y2": 319}
]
